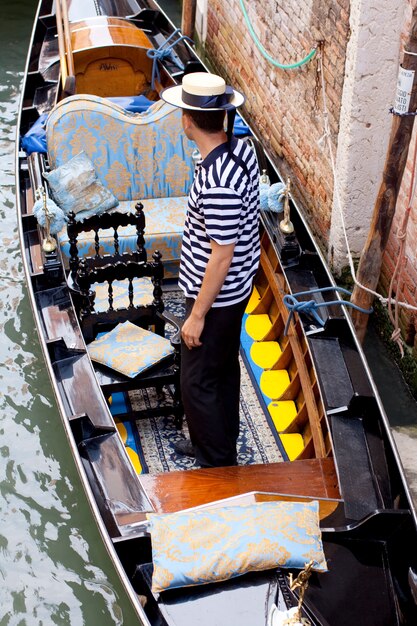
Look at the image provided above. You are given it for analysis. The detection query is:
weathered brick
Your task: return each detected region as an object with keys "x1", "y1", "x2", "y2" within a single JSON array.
[{"x1": 205, "y1": 0, "x2": 417, "y2": 325}]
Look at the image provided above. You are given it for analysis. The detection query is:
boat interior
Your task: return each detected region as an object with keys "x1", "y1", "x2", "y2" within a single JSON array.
[{"x1": 17, "y1": 2, "x2": 417, "y2": 623}]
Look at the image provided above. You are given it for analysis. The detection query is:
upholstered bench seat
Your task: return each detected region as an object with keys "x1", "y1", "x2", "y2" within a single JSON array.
[
  {"x1": 58, "y1": 197, "x2": 187, "y2": 278},
  {"x1": 46, "y1": 94, "x2": 194, "y2": 279}
]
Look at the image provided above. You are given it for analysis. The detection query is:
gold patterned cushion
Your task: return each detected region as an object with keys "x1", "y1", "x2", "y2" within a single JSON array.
[
  {"x1": 87, "y1": 321, "x2": 174, "y2": 378},
  {"x1": 147, "y1": 500, "x2": 327, "y2": 593}
]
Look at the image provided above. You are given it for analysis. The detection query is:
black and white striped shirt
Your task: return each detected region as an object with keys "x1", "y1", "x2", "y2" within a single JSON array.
[{"x1": 179, "y1": 137, "x2": 260, "y2": 307}]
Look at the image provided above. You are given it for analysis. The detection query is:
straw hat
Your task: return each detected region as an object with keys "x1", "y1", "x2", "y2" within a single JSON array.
[{"x1": 161, "y1": 72, "x2": 245, "y2": 111}]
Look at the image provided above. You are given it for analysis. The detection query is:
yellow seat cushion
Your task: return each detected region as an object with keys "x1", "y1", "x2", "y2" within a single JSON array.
[
  {"x1": 268, "y1": 400, "x2": 298, "y2": 431},
  {"x1": 279, "y1": 434, "x2": 304, "y2": 461},
  {"x1": 245, "y1": 314, "x2": 272, "y2": 341},
  {"x1": 116, "y1": 421, "x2": 128, "y2": 444},
  {"x1": 260, "y1": 369, "x2": 290, "y2": 399},
  {"x1": 250, "y1": 341, "x2": 282, "y2": 369},
  {"x1": 245, "y1": 287, "x2": 261, "y2": 314},
  {"x1": 126, "y1": 446, "x2": 143, "y2": 474}
]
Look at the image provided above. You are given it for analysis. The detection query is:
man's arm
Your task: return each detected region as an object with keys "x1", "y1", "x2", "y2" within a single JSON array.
[{"x1": 181, "y1": 239, "x2": 235, "y2": 349}]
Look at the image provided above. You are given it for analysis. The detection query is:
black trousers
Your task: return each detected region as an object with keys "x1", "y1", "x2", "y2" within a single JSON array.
[{"x1": 180, "y1": 296, "x2": 249, "y2": 468}]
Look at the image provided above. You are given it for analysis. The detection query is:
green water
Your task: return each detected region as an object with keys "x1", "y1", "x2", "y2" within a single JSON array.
[
  {"x1": 2, "y1": 1, "x2": 416, "y2": 624},
  {"x1": 0, "y1": 0, "x2": 175, "y2": 623}
]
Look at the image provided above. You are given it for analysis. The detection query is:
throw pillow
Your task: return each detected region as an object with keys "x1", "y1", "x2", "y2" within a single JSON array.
[
  {"x1": 87, "y1": 320, "x2": 174, "y2": 378},
  {"x1": 44, "y1": 151, "x2": 119, "y2": 216},
  {"x1": 147, "y1": 499, "x2": 327, "y2": 593}
]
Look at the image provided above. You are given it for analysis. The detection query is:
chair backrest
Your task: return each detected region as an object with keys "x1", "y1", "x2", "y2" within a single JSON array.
[
  {"x1": 77, "y1": 251, "x2": 164, "y2": 343},
  {"x1": 67, "y1": 201, "x2": 146, "y2": 281},
  {"x1": 46, "y1": 95, "x2": 195, "y2": 201}
]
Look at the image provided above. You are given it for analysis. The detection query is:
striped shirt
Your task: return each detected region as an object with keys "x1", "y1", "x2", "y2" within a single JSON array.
[{"x1": 179, "y1": 137, "x2": 260, "y2": 307}]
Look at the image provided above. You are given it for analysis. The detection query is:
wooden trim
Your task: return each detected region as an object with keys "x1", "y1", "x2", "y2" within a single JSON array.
[{"x1": 260, "y1": 247, "x2": 327, "y2": 457}]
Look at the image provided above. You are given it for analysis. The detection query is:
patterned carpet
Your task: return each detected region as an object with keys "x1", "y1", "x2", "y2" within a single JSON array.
[
  {"x1": 128, "y1": 354, "x2": 283, "y2": 474},
  {"x1": 112, "y1": 286, "x2": 283, "y2": 474}
]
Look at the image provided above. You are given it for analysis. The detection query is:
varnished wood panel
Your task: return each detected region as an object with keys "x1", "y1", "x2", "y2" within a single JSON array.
[
  {"x1": 54, "y1": 354, "x2": 113, "y2": 429},
  {"x1": 138, "y1": 458, "x2": 340, "y2": 515},
  {"x1": 70, "y1": 18, "x2": 153, "y2": 51},
  {"x1": 27, "y1": 230, "x2": 43, "y2": 275},
  {"x1": 259, "y1": 248, "x2": 327, "y2": 458},
  {"x1": 37, "y1": 287, "x2": 85, "y2": 351}
]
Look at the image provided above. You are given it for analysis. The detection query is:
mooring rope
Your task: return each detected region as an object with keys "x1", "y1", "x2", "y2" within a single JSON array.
[
  {"x1": 316, "y1": 49, "x2": 417, "y2": 327},
  {"x1": 147, "y1": 29, "x2": 194, "y2": 90},
  {"x1": 386, "y1": 124, "x2": 417, "y2": 355},
  {"x1": 283, "y1": 287, "x2": 373, "y2": 335},
  {"x1": 239, "y1": 0, "x2": 317, "y2": 70}
]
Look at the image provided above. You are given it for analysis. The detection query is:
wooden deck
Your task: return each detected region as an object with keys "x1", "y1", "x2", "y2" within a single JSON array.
[{"x1": 135, "y1": 457, "x2": 340, "y2": 518}]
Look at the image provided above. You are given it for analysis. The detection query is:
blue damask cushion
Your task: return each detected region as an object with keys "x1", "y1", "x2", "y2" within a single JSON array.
[
  {"x1": 44, "y1": 151, "x2": 119, "y2": 216},
  {"x1": 147, "y1": 500, "x2": 327, "y2": 593},
  {"x1": 87, "y1": 320, "x2": 174, "y2": 378},
  {"x1": 93, "y1": 277, "x2": 154, "y2": 312}
]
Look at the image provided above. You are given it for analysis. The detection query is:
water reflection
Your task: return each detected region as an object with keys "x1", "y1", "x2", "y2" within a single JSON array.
[{"x1": 0, "y1": 1, "x2": 139, "y2": 624}]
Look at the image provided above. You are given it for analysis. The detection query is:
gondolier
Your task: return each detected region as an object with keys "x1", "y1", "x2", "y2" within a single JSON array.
[{"x1": 161, "y1": 72, "x2": 261, "y2": 467}]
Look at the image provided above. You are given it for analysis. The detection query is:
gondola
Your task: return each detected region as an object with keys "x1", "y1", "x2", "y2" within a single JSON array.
[{"x1": 16, "y1": 1, "x2": 417, "y2": 625}]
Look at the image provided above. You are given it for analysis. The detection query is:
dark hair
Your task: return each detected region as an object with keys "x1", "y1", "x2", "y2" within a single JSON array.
[{"x1": 184, "y1": 109, "x2": 226, "y2": 133}]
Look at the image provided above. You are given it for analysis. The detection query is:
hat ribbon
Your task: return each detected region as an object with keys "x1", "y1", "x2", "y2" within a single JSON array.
[{"x1": 182, "y1": 85, "x2": 236, "y2": 109}]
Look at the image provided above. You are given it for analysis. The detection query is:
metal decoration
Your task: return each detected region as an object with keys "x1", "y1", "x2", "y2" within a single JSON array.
[
  {"x1": 36, "y1": 187, "x2": 57, "y2": 253},
  {"x1": 280, "y1": 178, "x2": 295, "y2": 234}
]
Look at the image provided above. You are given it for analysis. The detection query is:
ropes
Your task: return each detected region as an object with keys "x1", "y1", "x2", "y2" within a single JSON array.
[
  {"x1": 283, "y1": 287, "x2": 373, "y2": 336},
  {"x1": 316, "y1": 50, "x2": 417, "y2": 330},
  {"x1": 147, "y1": 29, "x2": 194, "y2": 90},
  {"x1": 239, "y1": 0, "x2": 317, "y2": 70}
]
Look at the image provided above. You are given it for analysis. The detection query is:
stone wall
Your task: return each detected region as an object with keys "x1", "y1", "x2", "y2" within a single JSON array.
[{"x1": 204, "y1": 0, "x2": 350, "y2": 246}]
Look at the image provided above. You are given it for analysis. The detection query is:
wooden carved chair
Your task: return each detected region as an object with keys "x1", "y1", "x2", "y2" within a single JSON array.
[
  {"x1": 66, "y1": 201, "x2": 147, "y2": 283},
  {"x1": 76, "y1": 251, "x2": 183, "y2": 428}
]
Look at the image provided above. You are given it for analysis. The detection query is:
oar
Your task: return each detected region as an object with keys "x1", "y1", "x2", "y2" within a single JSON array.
[
  {"x1": 60, "y1": 0, "x2": 76, "y2": 94},
  {"x1": 55, "y1": 0, "x2": 68, "y2": 91}
]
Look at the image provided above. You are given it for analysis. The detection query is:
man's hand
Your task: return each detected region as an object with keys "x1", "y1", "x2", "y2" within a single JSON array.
[{"x1": 181, "y1": 312, "x2": 204, "y2": 349}]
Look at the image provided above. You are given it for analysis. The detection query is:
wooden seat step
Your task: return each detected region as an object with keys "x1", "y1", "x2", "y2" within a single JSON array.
[
  {"x1": 309, "y1": 336, "x2": 373, "y2": 413},
  {"x1": 309, "y1": 336, "x2": 354, "y2": 412},
  {"x1": 137, "y1": 457, "x2": 341, "y2": 516},
  {"x1": 330, "y1": 414, "x2": 380, "y2": 520}
]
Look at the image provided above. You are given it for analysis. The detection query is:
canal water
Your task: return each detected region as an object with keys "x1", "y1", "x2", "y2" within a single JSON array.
[
  {"x1": 0, "y1": 1, "x2": 179, "y2": 624},
  {"x1": 1, "y1": 1, "x2": 416, "y2": 625}
]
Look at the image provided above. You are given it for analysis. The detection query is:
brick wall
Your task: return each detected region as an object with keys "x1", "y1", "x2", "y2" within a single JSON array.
[
  {"x1": 204, "y1": 0, "x2": 417, "y2": 354},
  {"x1": 204, "y1": 0, "x2": 350, "y2": 246}
]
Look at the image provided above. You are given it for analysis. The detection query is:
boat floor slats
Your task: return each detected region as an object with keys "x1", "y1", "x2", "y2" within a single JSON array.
[
  {"x1": 53, "y1": 354, "x2": 114, "y2": 429},
  {"x1": 309, "y1": 337, "x2": 354, "y2": 411},
  {"x1": 138, "y1": 458, "x2": 341, "y2": 515},
  {"x1": 330, "y1": 414, "x2": 379, "y2": 520},
  {"x1": 81, "y1": 433, "x2": 153, "y2": 532},
  {"x1": 36, "y1": 287, "x2": 85, "y2": 351}
]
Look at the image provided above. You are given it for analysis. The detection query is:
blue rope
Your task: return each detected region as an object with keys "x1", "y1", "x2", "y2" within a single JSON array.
[
  {"x1": 283, "y1": 286, "x2": 373, "y2": 335},
  {"x1": 146, "y1": 29, "x2": 194, "y2": 90}
]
